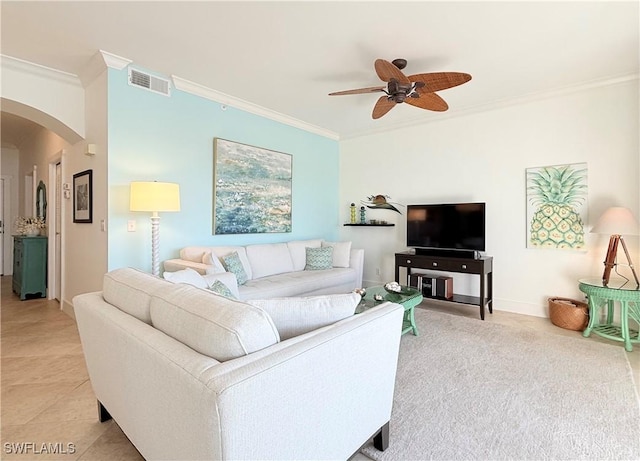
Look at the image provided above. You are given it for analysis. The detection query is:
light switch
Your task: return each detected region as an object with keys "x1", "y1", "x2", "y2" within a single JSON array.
[{"x1": 127, "y1": 220, "x2": 136, "y2": 232}]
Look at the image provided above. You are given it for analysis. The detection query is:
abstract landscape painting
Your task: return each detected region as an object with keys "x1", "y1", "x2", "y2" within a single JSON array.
[{"x1": 213, "y1": 138, "x2": 292, "y2": 234}]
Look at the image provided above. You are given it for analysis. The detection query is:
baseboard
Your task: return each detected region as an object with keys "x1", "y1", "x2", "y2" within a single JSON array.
[
  {"x1": 62, "y1": 299, "x2": 76, "y2": 320},
  {"x1": 493, "y1": 298, "x2": 547, "y2": 318}
]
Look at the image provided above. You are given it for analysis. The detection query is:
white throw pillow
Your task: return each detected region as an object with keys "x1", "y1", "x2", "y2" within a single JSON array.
[
  {"x1": 248, "y1": 292, "x2": 361, "y2": 340},
  {"x1": 321, "y1": 241, "x2": 352, "y2": 268},
  {"x1": 163, "y1": 267, "x2": 208, "y2": 289},
  {"x1": 202, "y1": 251, "x2": 227, "y2": 274}
]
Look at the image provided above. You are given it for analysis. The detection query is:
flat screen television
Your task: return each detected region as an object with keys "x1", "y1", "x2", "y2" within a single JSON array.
[{"x1": 407, "y1": 203, "x2": 486, "y2": 252}]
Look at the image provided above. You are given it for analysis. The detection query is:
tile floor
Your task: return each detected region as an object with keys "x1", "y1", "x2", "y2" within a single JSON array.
[{"x1": 1, "y1": 275, "x2": 637, "y2": 460}]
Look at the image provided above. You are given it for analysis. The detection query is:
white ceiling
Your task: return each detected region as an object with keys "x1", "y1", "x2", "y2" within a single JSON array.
[{"x1": 1, "y1": 1, "x2": 638, "y2": 140}]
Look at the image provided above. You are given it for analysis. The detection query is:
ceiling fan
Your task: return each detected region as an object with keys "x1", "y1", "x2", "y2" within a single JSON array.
[{"x1": 329, "y1": 58, "x2": 472, "y2": 119}]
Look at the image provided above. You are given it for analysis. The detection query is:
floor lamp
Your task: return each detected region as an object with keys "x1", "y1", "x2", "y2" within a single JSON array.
[
  {"x1": 130, "y1": 181, "x2": 181, "y2": 277},
  {"x1": 591, "y1": 206, "x2": 639, "y2": 288}
]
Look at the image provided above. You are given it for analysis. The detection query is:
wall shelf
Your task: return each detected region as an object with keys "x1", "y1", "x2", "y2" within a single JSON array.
[{"x1": 343, "y1": 223, "x2": 395, "y2": 227}]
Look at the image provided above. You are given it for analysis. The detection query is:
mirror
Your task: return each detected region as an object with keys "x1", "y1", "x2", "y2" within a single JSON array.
[{"x1": 36, "y1": 180, "x2": 47, "y2": 220}]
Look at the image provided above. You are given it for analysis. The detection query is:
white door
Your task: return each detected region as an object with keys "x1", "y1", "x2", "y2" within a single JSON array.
[
  {"x1": 0, "y1": 178, "x2": 4, "y2": 275},
  {"x1": 54, "y1": 162, "x2": 62, "y2": 301}
]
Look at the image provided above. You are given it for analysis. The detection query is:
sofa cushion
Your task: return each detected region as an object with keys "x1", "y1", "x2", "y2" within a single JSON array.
[
  {"x1": 202, "y1": 252, "x2": 226, "y2": 274},
  {"x1": 287, "y1": 239, "x2": 322, "y2": 271},
  {"x1": 163, "y1": 268, "x2": 208, "y2": 289},
  {"x1": 222, "y1": 251, "x2": 249, "y2": 285},
  {"x1": 305, "y1": 246, "x2": 333, "y2": 270},
  {"x1": 149, "y1": 284, "x2": 279, "y2": 362},
  {"x1": 102, "y1": 268, "x2": 171, "y2": 324},
  {"x1": 240, "y1": 267, "x2": 357, "y2": 300},
  {"x1": 245, "y1": 243, "x2": 294, "y2": 279},
  {"x1": 322, "y1": 241, "x2": 352, "y2": 268},
  {"x1": 248, "y1": 293, "x2": 361, "y2": 340}
]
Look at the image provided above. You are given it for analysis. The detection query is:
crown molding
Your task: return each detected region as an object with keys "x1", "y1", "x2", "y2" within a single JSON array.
[
  {"x1": 171, "y1": 75, "x2": 339, "y2": 141},
  {"x1": 100, "y1": 50, "x2": 132, "y2": 70},
  {"x1": 341, "y1": 73, "x2": 640, "y2": 140},
  {"x1": 0, "y1": 54, "x2": 81, "y2": 87},
  {"x1": 79, "y1": 51, "x2": 133, "y2": 88}
]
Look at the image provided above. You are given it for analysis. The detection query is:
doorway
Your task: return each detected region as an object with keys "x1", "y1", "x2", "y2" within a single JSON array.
[
  {"x1": 0, "y1": 178, "x2": 4, "y2": 275},
  {"x1": 48, "y1": 156, "x2": 64, "y2": 302}
]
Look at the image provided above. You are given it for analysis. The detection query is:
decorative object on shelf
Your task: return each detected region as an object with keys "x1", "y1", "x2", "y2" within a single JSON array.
[
  {"x1": 14, "y1": 216, "x2": 46, "y2": 236},
  {"x1": 591, "y1": 206, "x2": 639, "y2": 287},
  {"x1": 213, "y1": 138, "x2": 292, "y2": 235},
  {"x1": 526, "y1": 163, "x2": 587, "y2": 250},
  {"x1": 350, "y1": 203, "x2": 356, "y2": 224},
  {"x1": 130, "y1": 181, "x2": 181, "y2": 277},
  {"x1": 73, "y1": 169, "x2": 93, "y2": 223},
  {"x1": 548, "y1": 297, "x2": 589, "y2": 331},
  {"x1": 361, "y1": 194, "x2": 403, "y2": 214},
  {"x1": 360, "y1": 206, "x2": 366, "y2": 224}
]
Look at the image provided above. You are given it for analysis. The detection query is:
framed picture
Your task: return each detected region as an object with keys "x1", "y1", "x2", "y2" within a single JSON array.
[
  {"x1": 526, "y1": 162, "x2": 587, "y2": 250},
  {"x1": 73, "y1": 169, "x2": 93, "y2": 223},
  {"x1": 213, "y1": 138, "x2": 292, "y2": 234}
]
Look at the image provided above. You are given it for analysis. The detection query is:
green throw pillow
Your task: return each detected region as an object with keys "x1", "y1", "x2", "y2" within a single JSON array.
[
  {"x1": 222, "y1": 251, "x2": 248, "y2": 285},
  {"x1": 208, "y1": 280, "x2": 237, "y2": 299},
  {"x1": 305, "y1": 246, "x2": 333, "y2": 270}
]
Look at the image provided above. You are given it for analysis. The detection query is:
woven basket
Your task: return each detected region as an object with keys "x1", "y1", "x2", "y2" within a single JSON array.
[{"x1": 548, "y1": 297, "x2": 589, "y2": 331}]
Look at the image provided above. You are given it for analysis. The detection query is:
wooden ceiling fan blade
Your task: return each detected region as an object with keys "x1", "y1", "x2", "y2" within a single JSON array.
[
  {"x1": 372, "y1": 96, "x2": 397, "y2": 119},
  {"x1": 408, "y1": 72, "x2": 472, "y2": 93},
  {"x1": 405, "y1": 92, "x2": 449, "y2": 112},
  {"x1": 328, "y1": 86, "x2": 386, "y2": 96},
  {"x1": 374, "y1": 59, "x2": 410, "y2": 84}
]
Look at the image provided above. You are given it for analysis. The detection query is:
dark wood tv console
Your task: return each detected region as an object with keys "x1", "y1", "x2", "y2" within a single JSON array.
[{"x1": 395, "y1": 251, "x2": 493, "y2": 320}]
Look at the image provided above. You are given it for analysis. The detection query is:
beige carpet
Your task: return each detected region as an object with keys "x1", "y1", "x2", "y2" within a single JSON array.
[{"x1": 361, "y1": 309, "x2": 640, "y2": 460}]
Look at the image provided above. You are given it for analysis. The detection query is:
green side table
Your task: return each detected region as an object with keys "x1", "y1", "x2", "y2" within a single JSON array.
[
  {"x1": 356, "y1": 285, "x2": 422, "y2": 336},
  {"x1": 579, "y1": 277, "x2": 640, "y2": 352}
]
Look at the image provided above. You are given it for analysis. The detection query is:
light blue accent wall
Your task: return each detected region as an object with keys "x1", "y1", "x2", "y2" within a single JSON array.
[{"x1": 107, "y1": 67, "x2": 339, "y2": 272}]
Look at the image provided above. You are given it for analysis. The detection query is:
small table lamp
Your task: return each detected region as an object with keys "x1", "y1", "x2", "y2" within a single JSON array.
[
  {"x1": 591, "y1": 206, "x2": 639, "y2": 288},
  {"x1": 130, "y1": 181, "x2": 181, "y2": 276}
]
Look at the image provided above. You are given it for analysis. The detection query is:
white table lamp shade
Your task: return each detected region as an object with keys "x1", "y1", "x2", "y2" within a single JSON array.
[
  {"x1": 130, "y1": 182, "x2": 180, "y2": 213},
  {"x1": 591, "y1": 207, "x2": 639, "y2": 236}
]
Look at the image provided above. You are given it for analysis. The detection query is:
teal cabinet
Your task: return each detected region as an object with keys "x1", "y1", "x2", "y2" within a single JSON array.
[{"x1": 12, "y1": 236, "x2": 47, "y2": 300}]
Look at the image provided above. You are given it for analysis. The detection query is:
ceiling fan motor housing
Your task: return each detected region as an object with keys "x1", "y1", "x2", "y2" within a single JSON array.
[{"x1": 388, "y1": 79, "x2": 413, "y2": 103}]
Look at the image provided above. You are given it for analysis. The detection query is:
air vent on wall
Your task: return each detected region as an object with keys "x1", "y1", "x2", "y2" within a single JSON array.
[{"x1": 128, "y1": 68, "x2": 171, "y2": 96}]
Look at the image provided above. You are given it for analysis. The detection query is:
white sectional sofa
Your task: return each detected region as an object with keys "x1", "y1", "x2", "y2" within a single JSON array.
[
  {"x1": 163, "y1": 239, "x2": 364, "y2": 300},
  {"x1": 74, "y1": 268, "x2": 404, "y2": 461}
]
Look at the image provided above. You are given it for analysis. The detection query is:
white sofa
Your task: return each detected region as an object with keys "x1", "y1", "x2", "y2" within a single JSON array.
[
  {"x1": 163, "y1": 239, "x2": 364, "y2": 300},
  {"x1": 74, "y1": 268, "x2": 404, "y2": 461}
]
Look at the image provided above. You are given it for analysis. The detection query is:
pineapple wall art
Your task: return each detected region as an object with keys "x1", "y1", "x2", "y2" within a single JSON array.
[{"x1": 526, "y1": 163, "x2": 587, "y2": 250}]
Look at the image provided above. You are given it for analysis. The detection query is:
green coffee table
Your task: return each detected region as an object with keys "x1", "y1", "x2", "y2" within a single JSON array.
[{"x1": 356, "y1": 285, "x2": 422, "y2": 336}]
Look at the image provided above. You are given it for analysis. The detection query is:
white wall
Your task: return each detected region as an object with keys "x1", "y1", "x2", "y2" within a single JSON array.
[
  {"x1": 63, "y1": 69, "x2": 108, "y2": 315},
  {"x1": 340, "y1": 80, "x2": 639, "y2": 318}
]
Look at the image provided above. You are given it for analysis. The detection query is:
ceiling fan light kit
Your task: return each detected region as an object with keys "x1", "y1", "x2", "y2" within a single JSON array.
[{"x1": 329, "y1": 58, "x2": 471, "y2": 119}]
